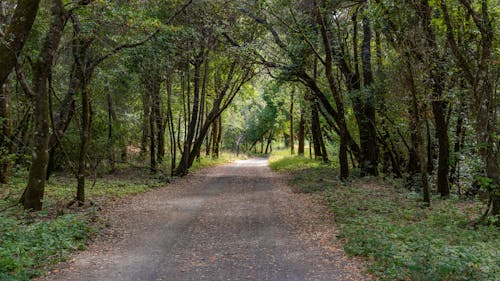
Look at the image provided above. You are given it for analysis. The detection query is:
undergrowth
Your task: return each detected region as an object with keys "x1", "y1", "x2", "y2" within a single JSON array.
[
  {"x1": 269, "y1": 151, "x2": 500, "y2": 281},
  {"x1": 0, "y1": 209, "x2": 97, "y2": 281}
]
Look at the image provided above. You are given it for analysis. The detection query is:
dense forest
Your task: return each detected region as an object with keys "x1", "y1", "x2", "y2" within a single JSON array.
[
  {"x1": 1, "y1": 0, "x2": 497, "y2": 217},
  {"x1": 0, "y1": 0, "x2": 499, "y2": 279}
]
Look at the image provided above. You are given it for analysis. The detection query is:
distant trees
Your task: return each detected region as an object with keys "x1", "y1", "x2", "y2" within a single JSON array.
[
  {"x1": 242, "y1": 0, "x2": 498, "y2": 218},
  {"x1": 0, "y1": 0, "x2": 497, "y2": 221}
]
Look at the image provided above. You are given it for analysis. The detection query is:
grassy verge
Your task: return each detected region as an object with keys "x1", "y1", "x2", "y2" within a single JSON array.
[
  {"x1": 190, "y1": 152, "x2": 246, "y2": 171},
  {"x1": 0, "y1": 151, "x2": 242, "y2": 280},
  {"x1": 269, "y1": 151, "x2": 500, "y2": 281}
]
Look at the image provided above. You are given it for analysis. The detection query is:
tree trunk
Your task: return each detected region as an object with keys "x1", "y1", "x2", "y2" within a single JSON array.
[
  {"x1": 315, "y1": 2, "x2": 349, "y2": 179},
  {"x1": 106, "y1": 92, "x2": 115, "y2": 173},
  {"x1": 0, "y1": 78, "x2": 12, "y2": 183},
  {"x1": 290, "y1": 89, "x2": 295, "y2": 154},
  {"x1": 140, "y1": 90, "x2": 150, "y2": 159},
  {"x1": 265, "y1": 130, "x2": 273, "y2": 154},
  {"x1": 166, "y1": 77, "x2": 176, "y2": 176},
  {"x1": 149, "y1": 91, "x2": 156, "y2": 173},
  {"x1": 20, "y1": 0, "x2": 66, "y2": 210},
  {"x1": 0, "y1": 0, "x2": 41, "y2": 87},
  {"x1": 76, "y1": 83, "x2": 90, "y2": 204},
  {"x1": 214, "y1": 116, "x2": 222, "y2": 158},
  {"x1": 359, "y1": 14, "x2": 378, "y2": 176},
  {"x1": 419, "y1": 0, "x2": 450, "y2": 198},
  {"x1": 311, "y1": 100, "x2": 322, "y2": 160},
  {"x1": 177, "y1": 52, "x2": 203, "y2": 175},
  {"x1": 150, "y1": 78, "x2": 164, "y2": 164},
  {"x1": 450, "y1": 101, "x2": 465, "y2": 185},
  {"x1": 298, "y1": 98, "x2": 305, "y2": 155},
  {"x1": 406, "y1": 59, "x2": 430, "y2": 206}
]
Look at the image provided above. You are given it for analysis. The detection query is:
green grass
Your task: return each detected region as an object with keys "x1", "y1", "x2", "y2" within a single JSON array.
[
  {"x1": 269, "y1": 149, "x2": 338, "y2": 193},
  {"x1": 0, "y1": 171, "x2": 157, "y2": 281},
  {"x1": 269, "y1": 153, "x2": 500, "y2": 281},
  {"x1": 190, "y1": 152, "x2": 246, "y2": 171},
  {"x1": 0, "y1": 151, "x2": 244, "y2": 280},
  {"x1": 268, "y1": 149, "x2": 329, "y2": 171}
]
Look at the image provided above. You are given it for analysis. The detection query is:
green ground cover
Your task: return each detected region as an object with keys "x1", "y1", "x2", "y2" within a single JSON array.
[
  {"x1": 0, "y1": 152, "x2": 240, "y2": 280},
  {"x1": 269, "y1": 151, "x2": 500, "y2": 281}
]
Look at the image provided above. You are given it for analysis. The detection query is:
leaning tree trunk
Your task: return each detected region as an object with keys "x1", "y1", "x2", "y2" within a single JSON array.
[
  {"x1": 177, "y1": 53, "x2": 203, "y2": 174},
  {"x1": 0, "y1": 0, "x2": 41, "y2": 88}
]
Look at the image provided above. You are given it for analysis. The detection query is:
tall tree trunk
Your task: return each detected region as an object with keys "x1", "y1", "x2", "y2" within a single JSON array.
[
  {"x1": 290, "y1": 89, "x2": 295, "y2": 155},
  {"x1": 360, "y1": 14, "x2": 378, "y2": 176},
  {"x1": 426, "y1": 119, "x2": 434, "y2": 174},
  {"x1": 149, "y1": 92, "x2": 156, "y2": 173},
  {"x1": 0, "y1": 0, "x2": 41, "y2": 88},
  {"x1": 406, "y1": 59, "x2": 431, "y2": 206},
  {"x1": 298, "y1": 98, "x2": 305, "y2": 156},
  {"x1": 419, "y1": 0, "x2": 450, "y2": 198},
  {"x1": 215, "y1": 116, "x2": 222, "y2": 158},
  {"x1": 265, "y1": 129, "x2": 273, "y2": 154},
  {"x1": 20, "y1": 0, "x2": 66, "y2": 210},
  {"x1": 140, "y1": 90, "x2": 150, "y2": 159},
  {"x1": 450, "y1": 101, "x2": 465, "y2": 185},
  {"x1": 166, "y1": 77, "x2": 176, "y2": 176},
  {"x1": 177, "y1": 52, "x2": 203, "y2": 175},
  {"x1": 150, "y1": 78, "x2": 164, "y2": 164},
  {"x1": 106, "y1": 92, "x2": 115, "y2": 173},
  {"x1": 0, "y1": 78, "x2": 12, "y2": 183},
  {"x1": 211, "y1": 117, "x2": 219, "y2": 158},
  {"x1": 316, "y1": 0, "x2": 349, "y2": 179},
  {"x1": 76, "y1": 83, "x2": 90, "y2": 203},
  {"x1": 311, "y1": 100, "x2": 322, "y2": 160}
]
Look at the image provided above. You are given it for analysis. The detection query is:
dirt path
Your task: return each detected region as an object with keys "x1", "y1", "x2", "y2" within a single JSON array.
[{"x1": 44, "y1": 158, "x2": 371, "y2": 281}]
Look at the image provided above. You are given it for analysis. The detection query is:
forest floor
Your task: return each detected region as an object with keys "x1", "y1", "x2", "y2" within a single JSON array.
[
  {"x1": 268, "y1": 151, "x2": 500, "y2": 281},
  {"x1": 40, "y1": 158, "x2": 371, "y2": 281}
]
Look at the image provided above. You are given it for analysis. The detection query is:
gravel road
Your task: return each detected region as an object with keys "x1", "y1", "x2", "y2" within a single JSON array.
[{"x1": 44, "y1": 158, "x2": 371, "y2": 281}]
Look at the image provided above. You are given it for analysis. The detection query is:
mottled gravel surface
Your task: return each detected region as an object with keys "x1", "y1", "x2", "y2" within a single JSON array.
[{"x1": 43, "y1": 158, "x2": 372, "y2": 281}]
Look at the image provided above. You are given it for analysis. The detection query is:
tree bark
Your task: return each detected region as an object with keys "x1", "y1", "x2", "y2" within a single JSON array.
[
  {"x1": 359, "y1": 14, "x2": 378, "y2": 176},
  {"x1": 20, "y1": 0, "x2": 66, "y2": 210},
  {"x1": 0, "y1": 0, "x2": 41, "y2": 87},
  {"x1": 76, "y1": 82, "x2": 90, "y2": 203},
  {"x1": 178, "y1": 50, "x2": 203, "y2": 173},
  {"x1": 0, "y1": 78, "x2": 12, "y2": 183},
  {"x1": 419, "y1": 0, "x2": 450, "y2": 198},
  {"x1": 315, "y1": 1, "x2": 349, "y2": 179},
  {"x1": 298, "y1": 98, "x2": 305, "y2": 155},
  {"x1": 290, "y1": 89, "x2": 295, "y2": 155}
]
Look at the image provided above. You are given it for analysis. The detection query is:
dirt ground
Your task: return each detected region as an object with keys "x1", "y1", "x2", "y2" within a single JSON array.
[{"x1": 43, "y1": 158, "x2": 372, "y2": 281}]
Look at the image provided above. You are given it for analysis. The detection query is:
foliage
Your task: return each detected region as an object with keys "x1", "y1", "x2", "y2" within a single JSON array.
[{"x1": 0, "y1": 211, "x2": 95, "y2": 280}]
